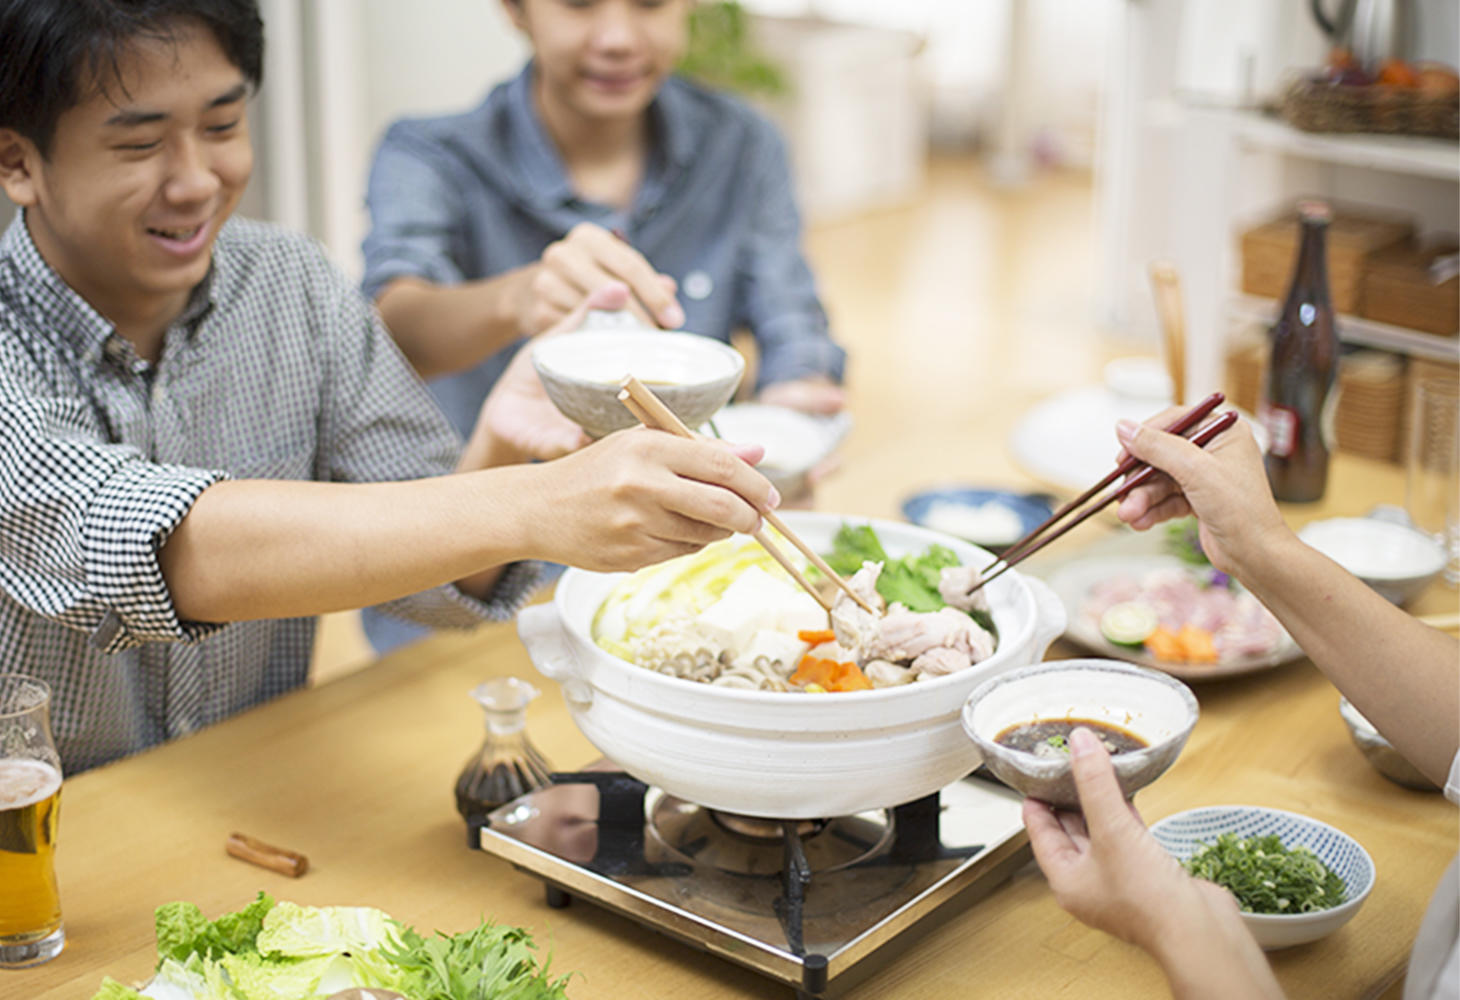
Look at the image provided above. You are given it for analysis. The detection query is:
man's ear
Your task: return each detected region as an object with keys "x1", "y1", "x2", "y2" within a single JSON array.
[
  {"x1": 499, "y1": 0, "x2": 528, "y2": 33},
  {"x1": 0, "y1": 130, "x2": 41, "y2": 208}
]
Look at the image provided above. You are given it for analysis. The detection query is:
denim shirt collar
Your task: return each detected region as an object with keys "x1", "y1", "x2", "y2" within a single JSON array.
[{"x1": 503, "y1": 62, "x2": 700, "y2": 219}]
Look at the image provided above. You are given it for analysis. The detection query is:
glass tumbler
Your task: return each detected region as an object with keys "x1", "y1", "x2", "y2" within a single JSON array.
[
  {"x1": 1407, "y1": 377, "x2": 1460, "y2": 584},
  {"x1": 0, "y1": 674, "x2": 63, "y2": 967}
]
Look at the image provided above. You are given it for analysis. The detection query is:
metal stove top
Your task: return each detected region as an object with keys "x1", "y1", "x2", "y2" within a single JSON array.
[{"x1": 473, "y1": 765, "x2": 1030, "y2": 999}]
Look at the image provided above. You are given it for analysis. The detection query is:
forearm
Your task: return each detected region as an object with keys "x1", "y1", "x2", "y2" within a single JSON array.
[
  {"x1": 1150, "y1": 907, "x2": 1285, "y2": 1000},
  {"x1": 376, "y1": 270, "x2": 534, "y2": 378},
  {"x1": 158, "y1": 472, "x2": 538, "y2": 622},
  {"x1": 1234, "y1": 532, "x2": 1460, "y2": 784}
]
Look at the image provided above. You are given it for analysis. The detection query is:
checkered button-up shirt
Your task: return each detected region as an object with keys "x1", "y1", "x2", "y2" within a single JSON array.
[{"x1": 0, "y1": 213, "x2": 539, "y2": 773}]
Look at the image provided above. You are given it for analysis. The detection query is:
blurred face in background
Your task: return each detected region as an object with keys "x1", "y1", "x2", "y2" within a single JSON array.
[{"x1": 505, "y1": 0, "x2": 691, "y2": 125}]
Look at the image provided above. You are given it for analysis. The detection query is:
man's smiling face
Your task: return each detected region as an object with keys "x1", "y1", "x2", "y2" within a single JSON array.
[{"x1": 0, "y1": 19, "x2": 253, "y2": 329}]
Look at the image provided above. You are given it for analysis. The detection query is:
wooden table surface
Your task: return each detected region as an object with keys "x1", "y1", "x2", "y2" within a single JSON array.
[{"x1": 17, "y1": 455, "x2": 1459, "y2": 1000}]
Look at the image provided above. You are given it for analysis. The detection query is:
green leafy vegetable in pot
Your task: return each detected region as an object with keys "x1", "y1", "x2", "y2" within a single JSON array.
[
  {"x1": 827, "y1": 523, "x2": 998, "y2": 636},
  {"x1": 1183, "y1": 833, "x2": 1347, "y2": 914}
]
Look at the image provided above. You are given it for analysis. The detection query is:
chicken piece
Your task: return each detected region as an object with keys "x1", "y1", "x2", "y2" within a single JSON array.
[
  {"x1": 830, "y1": 562, "x2": 886, "y2": 660},
  {"x1": 962, "y1": 617, "x2": 997, "y2": 663},
  {"x1": 864, "y1": 659, "x2": 915, "y2": 688},
  {"x1": 865, "y1": 607, "x2": 976, "y2": 662},
  {"x1": 939, "y1": 563, "x2": 991, "y2": 613},
  {"x1": 910, "y1": 645, "x2": 972, "y2": 678}
]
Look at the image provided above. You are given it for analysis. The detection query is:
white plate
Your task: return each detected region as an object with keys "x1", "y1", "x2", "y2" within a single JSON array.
[
  {"x1": 1041, "y1": 554, "x2": 1303, "y2": 681},
  {"x1": 1009, "y1": 383, "x2": 1265, "y2": 493}
]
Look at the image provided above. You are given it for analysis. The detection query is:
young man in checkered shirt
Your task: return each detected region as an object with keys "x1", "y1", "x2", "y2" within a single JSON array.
[{"x1": 0, "y1": 0, "x2": 778, "y2": 771}]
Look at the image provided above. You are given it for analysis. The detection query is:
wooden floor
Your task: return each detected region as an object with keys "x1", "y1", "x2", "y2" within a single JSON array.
[{"x1": 311, "y1": 155, "x2": 1135, "y2": 683}]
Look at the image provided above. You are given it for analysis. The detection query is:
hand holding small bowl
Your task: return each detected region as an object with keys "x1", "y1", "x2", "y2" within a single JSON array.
[{"x1": 962, "y1": 659, "x2": 1199, "y2": 809}]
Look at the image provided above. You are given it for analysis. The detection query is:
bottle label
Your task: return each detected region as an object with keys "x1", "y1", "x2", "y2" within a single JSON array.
[
  {"x1": 1321, "y1": 382, "x2": 1340, "y2": 451},
  {"x1": 1261, "y1": 402, "x2": 1298, "y2": 459}
]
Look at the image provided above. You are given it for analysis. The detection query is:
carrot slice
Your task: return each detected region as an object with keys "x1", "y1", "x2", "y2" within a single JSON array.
[
  {"x1": 791, "y1": 655, "x2": 838, "y2": 688},
  {"x1": 1176, "y1": 625, "x2": 1218, "y2": 663},
  {"x1": 1143, "y1": 626, "x2": 1185, "y2": 663},
  {"x1": 831, "y1": 662, "x2": 873, "y2": 691},
  {"x1": 797, "y1": 629, "x2": 837, "y2": 645},
  {"x1": 792, "y1": 654, "x2": 870, "y2": 691}
]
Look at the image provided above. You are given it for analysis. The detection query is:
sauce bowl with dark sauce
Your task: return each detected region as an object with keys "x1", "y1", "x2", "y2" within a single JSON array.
[{"x1": 961, "y1": 659, "x2": 1198, "y2": 809}]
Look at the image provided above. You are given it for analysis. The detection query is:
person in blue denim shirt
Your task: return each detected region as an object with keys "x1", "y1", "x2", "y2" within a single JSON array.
[{"x1": 361, "y1": 0, "x2": 847, "y2": 653}]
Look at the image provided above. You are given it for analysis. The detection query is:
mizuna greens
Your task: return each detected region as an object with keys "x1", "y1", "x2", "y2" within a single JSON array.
[{"x1": 89, "y1": 893, "x2": 573, "y2": 1000}]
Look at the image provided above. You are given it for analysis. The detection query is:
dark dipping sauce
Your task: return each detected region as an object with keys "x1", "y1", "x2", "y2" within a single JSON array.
[{"x1": 995, "y1": 718, "x2": 1148, "y2": 759}]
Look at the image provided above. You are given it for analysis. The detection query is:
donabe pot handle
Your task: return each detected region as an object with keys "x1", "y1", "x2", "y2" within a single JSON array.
[
  {"x1": 517, "y1": 604, "x2": 580, "y2": 683},
  {"x1": 1025, "y1": 576, "x2": 1068, "y2": 657}
]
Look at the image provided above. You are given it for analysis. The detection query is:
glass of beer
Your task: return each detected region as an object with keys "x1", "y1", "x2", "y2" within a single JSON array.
[{"x1": 0, "y1": 674, "x2": 63, "y2": 967}]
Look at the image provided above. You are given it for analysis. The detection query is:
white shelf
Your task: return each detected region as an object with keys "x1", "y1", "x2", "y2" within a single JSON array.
[
  {"x1": 1225, "y1": 109, "x2": 1459, "y2": 182},
  {"x1": 1230, "y1": 294, "x2": 1460, "y2": 362}
]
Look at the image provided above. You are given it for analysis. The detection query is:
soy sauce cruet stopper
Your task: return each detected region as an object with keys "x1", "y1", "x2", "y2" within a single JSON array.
[{"x1": 454, "y1": 677, "x2": 553, "y2": 829}]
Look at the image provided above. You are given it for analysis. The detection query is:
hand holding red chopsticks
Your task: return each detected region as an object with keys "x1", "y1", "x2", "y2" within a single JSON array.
[{"x1": 967, "y1": 392, "x2": 1240, "y2": 596}]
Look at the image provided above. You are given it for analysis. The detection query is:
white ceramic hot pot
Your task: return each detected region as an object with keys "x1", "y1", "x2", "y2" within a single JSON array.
[{"x1": 517, "y1": 512, "x2": 1067, "y2": 818}]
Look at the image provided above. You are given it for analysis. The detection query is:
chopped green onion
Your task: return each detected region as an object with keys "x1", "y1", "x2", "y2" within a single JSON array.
[{"x1": 1183, "y1": 833, "x2": 1347, "y2": 914}]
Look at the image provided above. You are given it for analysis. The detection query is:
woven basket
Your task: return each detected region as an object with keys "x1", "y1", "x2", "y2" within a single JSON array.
[
  {"x1": 1240, "y1": 207, "x2": 1412, "y2": 314},
  {"x1": 1281, "y1": 76, "x2": 1459, "y2": 139}
]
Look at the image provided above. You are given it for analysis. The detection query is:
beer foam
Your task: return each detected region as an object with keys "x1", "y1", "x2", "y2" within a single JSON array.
[{"x1": 0, "y1": 758, "x2": 61, "y2": 809}]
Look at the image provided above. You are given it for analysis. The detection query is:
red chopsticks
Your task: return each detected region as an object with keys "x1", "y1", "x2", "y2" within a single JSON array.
[{"x1": 969, "y1": 395, "x2": 1239, "y2": 596}]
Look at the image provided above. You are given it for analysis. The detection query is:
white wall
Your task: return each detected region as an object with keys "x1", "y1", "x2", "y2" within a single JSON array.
[
  {"x1": 745, "y1": 0, "x2": 1116, "y2": 164},
  {"x1": 306, "y1": 0, "x2": 528, "y2": 277},
  {"x1": 360, "y1": 0, "x2": 527, "y2": 144}
]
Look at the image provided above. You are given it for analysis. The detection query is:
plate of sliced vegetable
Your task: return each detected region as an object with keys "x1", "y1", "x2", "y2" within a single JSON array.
[
  {"x1": 1042, "y1": 552, "x2": 1303, "y2": 681},
  {"x1": 93, "y1": 892, "x2": 573, "y2": 1000}
]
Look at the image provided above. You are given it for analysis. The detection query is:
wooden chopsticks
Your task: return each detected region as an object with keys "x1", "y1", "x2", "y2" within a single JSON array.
[
  {"x1": 969, "y1": 401, "x2": 1241, "y2": 596},
  {"x1": 617, "y1": 376, "x2": 875, "y2": 615}
]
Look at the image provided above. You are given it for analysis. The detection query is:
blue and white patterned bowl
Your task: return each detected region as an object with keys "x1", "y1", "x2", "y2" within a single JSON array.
[{"x1": 1150, "y1": 805, "x2": 1375, "y2": 950}]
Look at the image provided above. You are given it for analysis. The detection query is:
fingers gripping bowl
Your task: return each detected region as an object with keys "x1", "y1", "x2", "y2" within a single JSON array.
[{"x1": 518, "y1": 513, "x2": 1068, "y2": 819}]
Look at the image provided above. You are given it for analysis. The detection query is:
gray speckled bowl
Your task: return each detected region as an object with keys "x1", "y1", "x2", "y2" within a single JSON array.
[
  {"x1": 532, "y1": 330, "x2": 745, "y2": 439},
  {"x1": 1338, "y1": 696, "x2": 1440, "y2": 791},
  {"x1": 961, "y1": 659, "x2": 1199, "y2": 809}
]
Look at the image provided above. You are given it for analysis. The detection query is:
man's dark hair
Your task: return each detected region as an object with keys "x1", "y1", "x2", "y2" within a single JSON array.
[{"x1": 0, "y1": 0, "x2": 264, "y2": 156}]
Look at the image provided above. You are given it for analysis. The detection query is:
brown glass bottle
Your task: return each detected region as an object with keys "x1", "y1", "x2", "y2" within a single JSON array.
[{"x1": 1259, "y1": 201, "x2": 1340, "y2": 502}]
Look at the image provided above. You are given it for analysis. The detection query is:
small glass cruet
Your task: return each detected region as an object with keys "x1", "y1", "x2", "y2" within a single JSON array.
[{"x1": 454, "y1": 677, "x2": 553, "y2": 832}]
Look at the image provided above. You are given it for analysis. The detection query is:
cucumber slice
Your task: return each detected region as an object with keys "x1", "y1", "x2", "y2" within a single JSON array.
[{"x1": 1100, "y1": 602, "x2": 1159, "y2": 646}]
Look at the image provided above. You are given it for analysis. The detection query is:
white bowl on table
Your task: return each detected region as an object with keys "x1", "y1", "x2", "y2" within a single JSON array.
[
  {"x1": 709, "y1": 403, "x2": 851, "y2": 498},
  {"x1": 1297, "y1": 517, "x2": 1447, "y2": 605},
  {"x1": 1151, "y1": 805, "x2": 1375, "y2": 950},
  {"x1": 516, "y1": 512, "x2": 1068, "y2": 819}
]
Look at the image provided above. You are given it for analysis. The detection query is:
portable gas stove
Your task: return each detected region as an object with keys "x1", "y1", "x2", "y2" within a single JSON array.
[{"x1": 471, "y1": 764, "x2": 1030, "y2": 999}]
